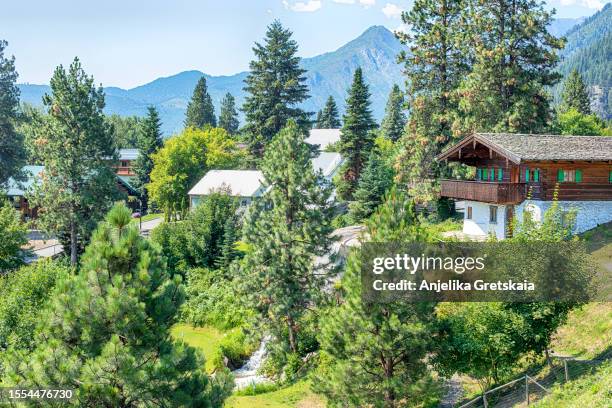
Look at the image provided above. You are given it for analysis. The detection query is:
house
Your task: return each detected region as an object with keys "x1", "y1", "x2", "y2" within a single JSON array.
[
  {"x1": 115, "y1": 149, "x2": 139, "y2": 178},
  {"x1": 437, "y1": 133, "x2": 612, "y2": 239},
  {"x1": 306, "y1": 128, "x2": 341, "y2": 151},
  {"x1": 4, "y1": 165, "x2": 44, "y2": 219},
  {"x1": 188, "y1": 152, "x2": 344, "y2": 208}
]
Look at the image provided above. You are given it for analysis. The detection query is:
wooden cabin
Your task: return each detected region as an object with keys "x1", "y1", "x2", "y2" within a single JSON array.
[{"x1": 437, "y1": 133, "x2": 612, "y2": 239}]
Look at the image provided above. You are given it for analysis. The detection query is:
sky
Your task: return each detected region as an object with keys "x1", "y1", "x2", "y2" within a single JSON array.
[{"x1": 2, "y1": 0, "x2": 606, "y2": 89}]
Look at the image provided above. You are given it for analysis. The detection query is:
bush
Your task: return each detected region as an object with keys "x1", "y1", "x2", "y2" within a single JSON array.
[
  {"x1": 219, "y1": 329, "x2": 258, "y2": 369},
  {"x1": 0, "y1": 199, "x2": 29, "y2": 272},
  {"x1": 233, "y1": 382, "x2": 279, "y2": 396}
]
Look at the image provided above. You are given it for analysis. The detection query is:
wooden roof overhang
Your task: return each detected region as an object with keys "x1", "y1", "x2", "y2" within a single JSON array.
[{"x1": 436, "y1": 134, "x2": 521, "y2": 165}]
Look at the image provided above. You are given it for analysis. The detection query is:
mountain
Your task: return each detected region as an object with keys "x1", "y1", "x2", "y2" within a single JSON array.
[
  {"x1": 555, "y1": 3, "x2": 611, "y2": 119},
  {"x1": 547, "y1": 17, "x2": 584, "y2": 37},
  {"x1": 17, "y1": 26, "x2": 403, "y2": 136}
]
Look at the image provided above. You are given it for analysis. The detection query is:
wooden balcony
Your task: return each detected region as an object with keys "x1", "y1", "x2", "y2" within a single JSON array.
[{"x1": 440, "y1": 180, "x2": 527, "y2": 204}]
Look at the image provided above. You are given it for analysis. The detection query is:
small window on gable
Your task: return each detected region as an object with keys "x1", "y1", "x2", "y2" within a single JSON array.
[
  {"x1": 121, "y1": 161, "x2": 129, "y2": 168},
  {"x1": 489, "y1": 206, "x2": 498, "y2": 224},
  {"x1": 558, "y1": 169, "x2": 580, "y2": 182},
  {"x1": 467, "y1": 206, "x2": 473, "y2": 220}
]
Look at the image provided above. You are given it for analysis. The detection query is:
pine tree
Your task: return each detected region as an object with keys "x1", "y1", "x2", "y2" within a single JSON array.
[
  {"x1": 0, "y1": 40, "x2": 26, "y2": 185},
  {"x1": 215, "y1": 215, "x2": 240, "y2": 270},
  {"x1": 218, "y1": 92, "x2": 239, "y2": 135},
  {"x1": 560, "y1": 69, "x2": 591, "y2": 114},
  {"x1": 134, "y1": 106, "x2": 163, "y2": 212},
  {"x1": 29, "y1": 58, "x2": 120, "y2": 266},
  {"x1": 242, "y1": 20, "x2": 310, "y2": 159},
  {"x1": 395, "y1": 0, "x2": 469, "y2": 205},
  {"x1": 315, "y1": 188, "x2": 435, "y2": 406},
  {"x1": 185, "y1": 76, "x2": 216, "y2": 129},
  {"x1": 319, "y1": 96, "x2": 341, "y2": 128},
  {"x1": 380, "y1": 84, "x2": 406, "y2": 142},
  {"x1": 338, "y1": 68, "x2": 377, "y2": 200},
  {"x1": 456, "y1": 0, "x2": 564, "y2": 133},
  {"x1": 314, "y1": 110, "x2": 323, "y2": 128},
  {"x1": 240, "y1": 121, "x2": 334, "y2": 356},
  {"x1": 2, "y1": 203, "x2": 233, "y2": 406},
  {"x1": 348, "y1": 151, "x2": 394, "y2": 222}
]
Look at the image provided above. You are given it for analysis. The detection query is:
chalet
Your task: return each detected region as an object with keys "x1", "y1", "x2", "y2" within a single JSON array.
[
  {"x1": 4, "y1": 165, "x2": 44, "y2": 220},
  {"x1": 115, "y1": 149, "x2": 139, "y2": 178},
  {"x1": 437, "y1": 133, "x2": 612, "y2": 239}
]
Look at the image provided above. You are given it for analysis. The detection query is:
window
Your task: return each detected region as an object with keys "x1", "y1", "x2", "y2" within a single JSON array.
[
  {"x1": 609, "y1": 170, "x2": 612, "y2": 183},
  {"x1": 121, "y1": 160, "x2": 129, "y2": 168},
  {"x1": 482, "y1": 168, "x2": 488, "y2": 180},
  {"x1": 467, "y1": 206, "x2": 473, "y2": 220},
  {"x1": 557, "y1": 169, "x2": 582, "y2": 182},
  {"x1": 490, "y1": 168, "x2": 495, "y2": 181},
  {"x1": 526, "y1": 168, "x2": 540, "y2": 182},
  {"x1": 498, "y1": 168, "x2": 503, "y2": 181},
  {"x1": 489, "y1": 206, "x2": 498, "y2": 224},
  {"x1": 476, "y1": 168, "x2": 482, "y2": 180},
  {"x1": 533, "y1": 169, "x2": 540, "y2": 182}
]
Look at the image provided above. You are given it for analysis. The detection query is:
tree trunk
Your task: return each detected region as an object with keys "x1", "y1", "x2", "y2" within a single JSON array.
[
  {"x1": 287, "y1": 316, "x2": 297, "y2": 354},
  {"x1": 70, "y1": 220, "x2": 77, "y2": 266}
]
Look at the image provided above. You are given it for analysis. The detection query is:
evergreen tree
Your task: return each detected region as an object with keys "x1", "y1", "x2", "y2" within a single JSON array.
[
  {"x1": 560, "y1": 69, "x2": 592, "y2": 114},
  {"x1": 218, "y1": 92, "x2": 239, "y2": 135},
  {"x1": 29, "y1": 58, "x2": 120, "y2": 266},
  {"x1": 185, "y1": 76, "x2": 216, "y2": 129},
  {"x1": 315, "y1": 188, "x2": 436, "y2": 406},
  {"x1": 0, "y1": 40, "x2": 26, "y2": 185},
  {"x1": 242, "y1": 20, "x2": 310, "y2": 159},
  {"x1": 338, "y1": 68, "x2": 377, "y2": 200},
  {"x1": 215, "y1": 215, "x2": 241, "y2": 270},
  {"x1": 240, "y1": 121, "x2": 334, "y2": 356},
  {"x1": 380, "y1": 84, "x2": 406, "y2": 142},
  {"x1": 319, "y1": 96, "x2": 341, "y2": 128},
  {"x1": 348, "y1": 151, "x2": 394, "y2": 222},
  {"x1": 134, "y1": 106, "x2": 163, "y2": 212},
  {"x1": 0, "y1": 199, "x2": 28, "y2": 272},
  {"x1": 455, "y1": 0, "x2": 564, "y2": 133},
  {"x1": 395, "y1": 0, "x2": 469, "y2": 205},
  {"x1": 1, "y1": 203, "x2": 232, "y2": 407},
  {"x1": 314, "y1": 109, "x2": 323, "y2": 128}
]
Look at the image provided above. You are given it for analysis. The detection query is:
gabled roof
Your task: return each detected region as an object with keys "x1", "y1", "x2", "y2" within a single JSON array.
[
  {"x1": 188, "y1": 170, "x2": 265, "y2": 197},
  {"x1": 437, "y1": 133, "x2": 612, "y2": 163},
  {"x1": 119, "y1": 149, "x2": 139, "y2": 161},
  {"x1": 312, "y1": 152, "x2": 343, "y2": 178},
  {"x1": 306, "y1": 129, "x2": 341, "y2": 150},
  {"x1": 5, "y1": 166, "x2": 45, "y2": 196}
]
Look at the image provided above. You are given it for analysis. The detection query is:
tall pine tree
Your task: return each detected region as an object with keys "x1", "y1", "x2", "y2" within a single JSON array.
[
  {"x1": 242, "y1": 20, "x2": 310, "y2": 159},
  {"x1": 338, "y1": 68, "x2": 377, "y2": 201},
  {"x1": 314, "y1": 110, "x2": 323, "y2": 128},
  {"x1": 319, "y1": 95, "x2": 341, "y2": 128},
  {"x1": 240, "y1": 121, "x2": 334, "y2": 356},
  {"x1": 185, "y1": 76, "x2": 216, "y2": 129},
  {"x1": 348, "y1": 150, "x2": 394, "y2": 222},
  {"x1": 560, "y1": 69, "x2": 591, "y2": 114},
  {"x1": 218, "y1": 92, "x2": 239, "y2": 135},
  {"x1": 0, "y1": 40, "x2": 26, "y2": 185},
  {"x1": 134, "y1": 106, "x2": 163, "y2": 212},
  {"x1": 2, "y1": 203, "x2": 232, "y2": 407},
  {"x1": 380, "y1": 84, "x2": 406, "y2": 142},
  {"x1": 29, "y1": 58, "x2": 120, "y2": 266}
]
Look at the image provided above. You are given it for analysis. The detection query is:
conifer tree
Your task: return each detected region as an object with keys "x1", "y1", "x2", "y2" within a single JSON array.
[
  {"x1": 319, "y1": 95, "x2": 341, "y2": 128},
  {"x1": 242, "y1": 20, "x2": 310, "y2": 159},
  {"x1": 348, "y1": 150, "x2": 394, "y2": 222},
  {"x1": 218, "y1": 92, "x2": 239, "y2": 135},
  {"x1": 134, "y1": 106, "x2": 163, "y2": 212},
  {"x1": 185, "y1": 76, "x2": 216, "y2": 129},
  {"x1": 395, "y1": 0, "x2": 469, "y2": 204},
  {"x1": 0, "y1": 40, "x2": 26, "y2": 185},
  {"x1": 314, "y1": 110, "x2": 323, "y2": 128},
  {"x1": 29, "y1": 58, "x2": 119, "y2": 266},
  {"x1": 560, "y1": 69, "x2": 591, "y2": 114},
  {"x1": 455, "y1": 0, "x2": 564, "y2": 133},
  {"x1": 315, "y1": 188, "x2": 435, "y2": 406},
  {"x1": 2, "y1": 203, "x2": 232, "y2": 407},
  {"x1": 240, "y1": 121, "x2": 334, "y2": 356},
  {"x1": 338, "y1": 68, "x2": 377, "y2": 200},
  {"x1": 380, "y1": 84, "x2": 406, "y2": 142}
]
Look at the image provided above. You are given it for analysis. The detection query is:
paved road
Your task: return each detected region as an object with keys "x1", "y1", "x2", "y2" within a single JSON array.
[{"x1": 138, "y1": 217, "x2": 163, "y2": 236}]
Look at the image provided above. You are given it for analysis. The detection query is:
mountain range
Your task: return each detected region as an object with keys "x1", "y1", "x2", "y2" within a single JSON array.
[{"x1": 18, "y1": 15, "x2": 594, "y2": 136}]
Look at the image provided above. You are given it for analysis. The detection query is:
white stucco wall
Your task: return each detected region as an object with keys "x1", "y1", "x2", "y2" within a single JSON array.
[
  {"x1": 516, "y1": 200, "x2": 612, "y2": 234},
  {"x1": 463, "y1": 201, "x2": 507, "y2": 240}
]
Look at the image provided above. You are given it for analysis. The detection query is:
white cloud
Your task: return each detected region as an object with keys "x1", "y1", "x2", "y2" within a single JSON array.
[
  {"x1": 557, "y1": 0, "x2": 604, "y2": 9},
  {"x1": 332, "y1": 0, "x2": 375, "y2": 6},
  {"x1": 395, "y1": 23, "x2": 409, "y2": 34},
  {"x1": 382, "y1": 3, "x2": 403, "y2": 18},
  {"x1": 359, "y1": 0, "x2": 376, "y2": 6},
  {"x1": 282, "y1": 0, "x2": 322, "y2": 12},
  {"x1": 332, "y1": 0, "x2": 356, "y2": 4}
]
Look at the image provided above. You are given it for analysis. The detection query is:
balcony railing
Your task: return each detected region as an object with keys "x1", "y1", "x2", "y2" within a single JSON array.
[{"x1": 440, "y1": 180, "x2": 527, "y2": 204}]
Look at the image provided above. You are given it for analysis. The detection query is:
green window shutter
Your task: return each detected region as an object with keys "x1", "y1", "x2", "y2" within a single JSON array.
[
  {"x1": 477, "y1": 168, "x2": 482, "y2": 180},
  {"x1": 483, "y1": 168, "x2": 488, "y2": 180},
  {"x1": 498, "y1": 168, "x2": 503, "y2": 181},
  {"x1": 609, "y1": 171, "x2": 612, "y2": 183},
  {"x1": 575, "y1": 169, "x2": 582, "y2": 182},
  {"x1": 557, "y1": 169, "x2": 564, "y2": 182},
  {"x1": 525, "y1": 168, "x2": 530, "y2": 182},
  {"x1": 490, "y1": 168, "x2": 495, "y2": 181},
  {"x1": 534, "y1": 169, "x2": 540, "y2": 182}
]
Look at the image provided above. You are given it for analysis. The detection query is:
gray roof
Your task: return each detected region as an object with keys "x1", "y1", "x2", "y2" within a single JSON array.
[
  {"x1": 5, "y1": 166, "x2": 45, "y2": 196},
  {"x1": 188, "y1": 170, "x2": 265, "y2": 197},
  {"x1": 312, "y1": 152, "x2": 343, "y2": 178},
  {"x1": 306, "y1": 129, "x2": 341, "y2": 150},
  {"x1": 439, "y1": 133, "x2": 612, "y2": 163},
  {"x1": 119, "y1": 149, "x2": 140, "y2": 161}
]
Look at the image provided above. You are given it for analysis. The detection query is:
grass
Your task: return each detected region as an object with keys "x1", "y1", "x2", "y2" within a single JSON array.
[
  {"x1": 171, "y1": 324, "x2": 225, "y2": 373},
  {"x1": 552, "y1": 303, "x2": 612, "y2": 359},
  {"x1": 225, "y1": 381, "x2": 325, "y2": 408},
  {"x1": 131, "y1": 212, "x2": 163, "y2": 223}
]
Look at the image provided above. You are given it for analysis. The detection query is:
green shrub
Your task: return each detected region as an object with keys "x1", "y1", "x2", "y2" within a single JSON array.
[
  {"x1": 233, "y1": 382, "x2": 279, "y2": 396},
  {"x1": 219, "y1": 329, "x2": 258, "y2": 369}
]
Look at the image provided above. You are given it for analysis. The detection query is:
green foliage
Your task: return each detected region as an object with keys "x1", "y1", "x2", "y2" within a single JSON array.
[
  {"x1": 233, "y1": 382, "x2": 279, "y2": 396},
  {"x1": 133, "y1": 106, "x2": 163, "y2": 211},
  {"x1": 317, "y1": 96, "x2": 341, "y2": 128},
  {"x1": 338, "y1": 68, "x2": 377, "y2": 200},
  {"x1": 560, "y1": 69, "x2": 592, "y2": 114},
  {"x1": 148, "y1": 127, "x2": 238, "y2": 219},
  {"x1": 347, "y1": 150, "x2": 394, "y2": 223},
  {"x1": 555, "y1": 108, "x2": 609, "y2": 136},
  {"x1": 240, "y1": 121, "x2": 334, "y2": 360},
  {"x1": 218, "y1": 92, "x2": 240, "y2": 135},
  {"x1": 0, "y1": 199, "x2": 28, "y2": 272},
  {"x1": 315, "y1": 188, "x2": 438, "y2": 407},
  {"x1": 380, "y1": 84, "x2": 406, "y2": 142},
  {"x1": 106, "y1": 114, "x2": 142, "y2": 148},
  {"x1": 1, "y1": 203, "x2": 232, "y2": 407},
  {"x1": 28, "y1": 57, "x2": 120, "y2": 265},
  {"x1": 0, "y1": 40, "x2": 26, "y2": 185},
  {"x1": 185, "y1": 76, "x2": 216, "y2": 129},
  {"x1": 242, "y1": 20, "x2": 310, "y2": 159}
]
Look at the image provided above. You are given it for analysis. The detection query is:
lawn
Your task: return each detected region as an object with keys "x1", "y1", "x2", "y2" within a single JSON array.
[
  {"x1": 131, "y1": 213, "x2": 163, "y2": 223},
  {"x1": 171, "y1": 324, "x2": 225, "y2": 373},
  {"x1": 225, "y1": 381, "x2": 325, "y2": 408}
]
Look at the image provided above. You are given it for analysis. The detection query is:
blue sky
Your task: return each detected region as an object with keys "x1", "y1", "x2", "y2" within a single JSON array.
[{"x1": 2, "y1": 0, "x2": 606, "y2": 89}]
